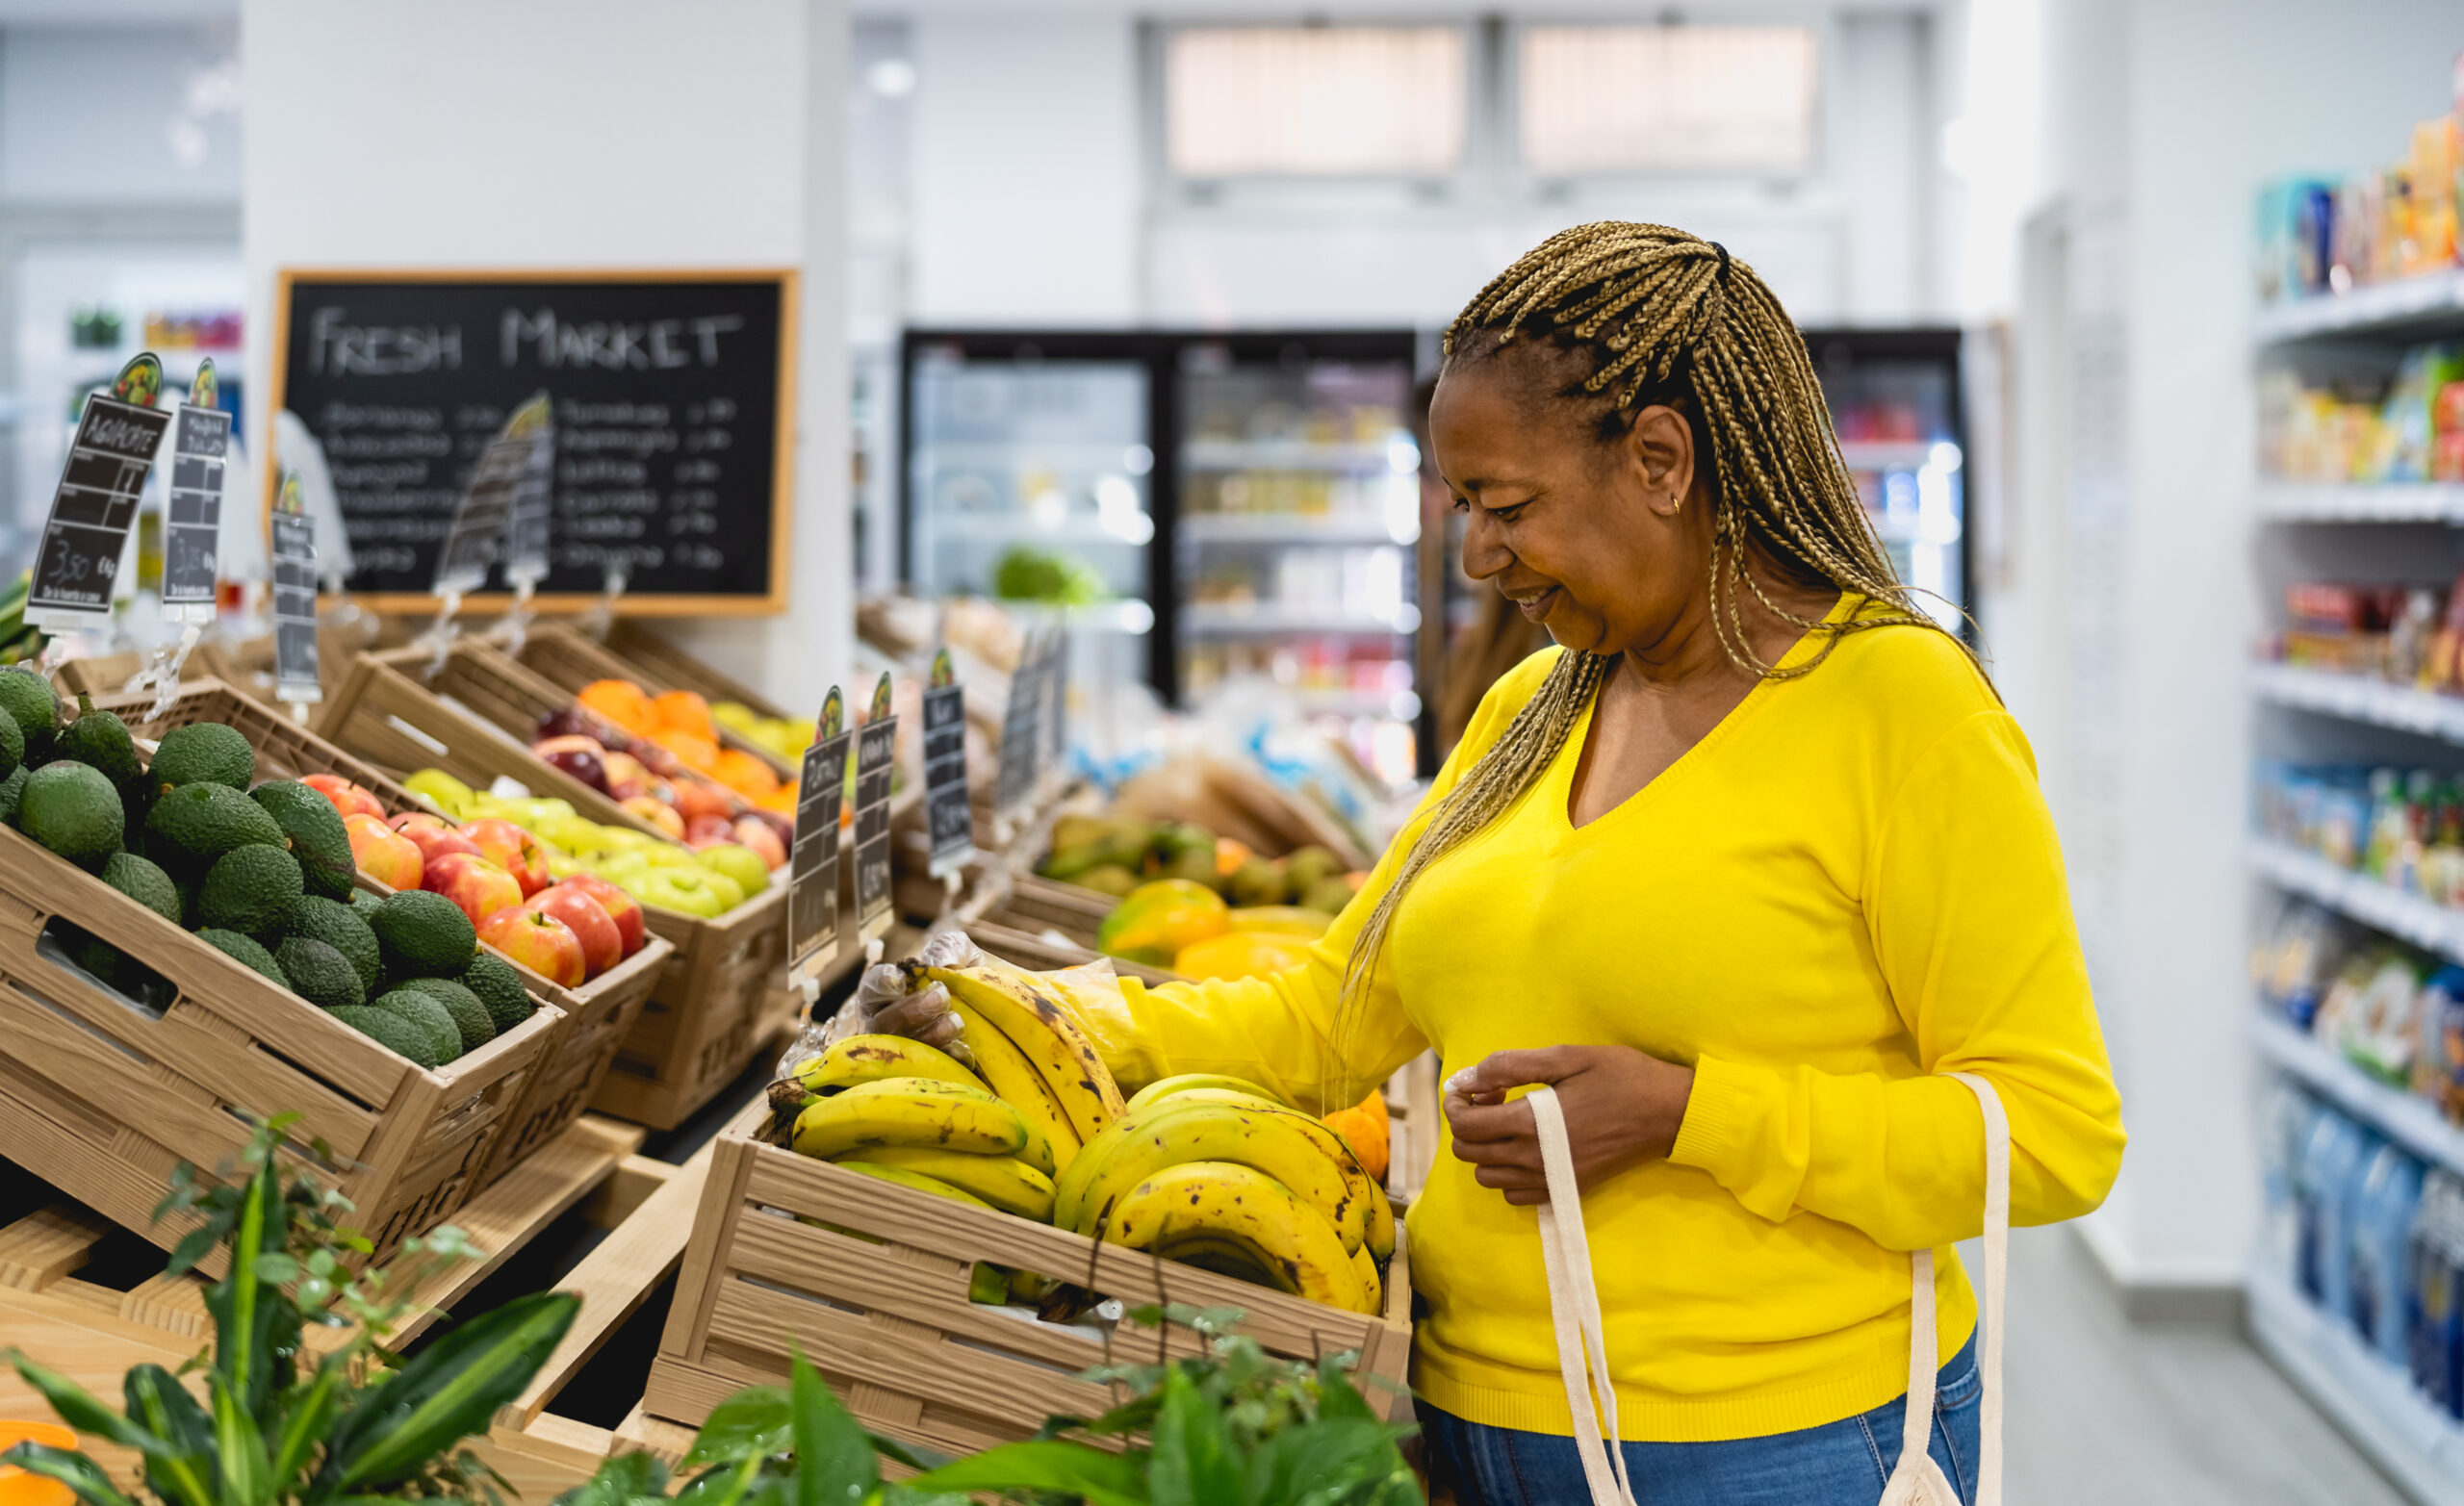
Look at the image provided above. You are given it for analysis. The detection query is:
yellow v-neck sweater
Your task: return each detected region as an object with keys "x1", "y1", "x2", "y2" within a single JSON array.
[{"x1": 1076, "y1": 602, "x2": 2124, "y2": 1442}]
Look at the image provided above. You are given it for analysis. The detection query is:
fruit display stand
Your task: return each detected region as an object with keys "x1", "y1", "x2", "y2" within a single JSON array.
[
  {"x1": 96, "y1": 678, "x2": 673, "y2": 1192},
  {"x1": 643, "y1": 1111, "x2": 1414, "y2": 1457},
  {"x1": 510, "y1": 623, "x2": 802, "y2": 781},
  {"x1": 316, "y1": 644, "x2": 799, "y2": 1130}
]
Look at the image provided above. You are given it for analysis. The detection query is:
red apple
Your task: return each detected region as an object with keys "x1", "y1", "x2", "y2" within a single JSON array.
[
  {"x1": 424, "y1": 851, "x2": 526, "y2": 926},
  {"x1": 527, "y1": 882, "x2": 621, "y2": 978},
  {"x1": 673, "y1": 780, "x2": 732, "y2": 825},
  {"x1": 344, "y1": 812, "x2": 423, "y2": 889},
  {"x1": 559, "y1": 873, "x2": 646, "y2": 957},
  {"x1": 622, "y1": 795, "x2": 685, "y2": 839},
  {"x1": 390, "y1": 812, "x2": 481, "y2": 867},
  {"x1": 602, "y1": 752, "x2": 650, "y2": 801},
  {"x1": 477, "y1": 906, "x2": 585, "y2": 988},
  {"x1": 302, "y1": 773, "x2": 385, "y2": 821},
  {"x1": 458, "y1": 818, "x2": 550, "y2": 896},
  {"x1": 731, "y1": 815, "x2": 787, "y2": 870},
  {"x1": 684, "y1": 814, "x2": 734, "y2": 847},
  {"x1": 531, "y1": 734, "x2": 610, "y2": 795}
]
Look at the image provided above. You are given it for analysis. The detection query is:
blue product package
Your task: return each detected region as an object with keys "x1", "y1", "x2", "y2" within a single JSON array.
[
  {"x1": 2297, "y1": 1108, "x2": 2373, "y2": 1307},
  {"x1": 2351, "y1": 1144, "x2": 2426, "y2": 1361},
  {"x1": 2412, "y1": 1175, "x2": 2463, "y2": 1412}
]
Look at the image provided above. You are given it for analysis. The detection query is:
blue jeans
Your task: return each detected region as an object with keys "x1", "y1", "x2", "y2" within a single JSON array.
[{"x1": 1416, "y1": 1334, "x2": 1981, "y2": 1506}]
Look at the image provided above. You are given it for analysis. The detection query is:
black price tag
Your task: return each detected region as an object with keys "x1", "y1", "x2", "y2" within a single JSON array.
[
  {"x1": 788, "y1": 687, "x2": 852, "y2": 984},
  {"x1": 1039, "y1": 628, "x2": 1068, "y2": 787},
  {"x1": 503, "y1": 393, "x2": 554, "y2": 587},
  {"x1": 922, "y1": 648, "x2": 972, "y2": 878},
  {"x1": 162, "y1": 360, "x2": 227, "y2": 618},
  {"x1": 270, "y1": 472, "x2": 321, "y2": 705},
  {"x1": 995, "y1": 632, "x2": 1042, "y2": 821},
  {"x1": 432, "y1": 397, "x2": 548, "y2": 596},
  {"x1": 31, "y1": 356, "x2": 170, "y2": 626},
  {"x1": 852, "y1": 673, "x2": 898, "y2": 942}
]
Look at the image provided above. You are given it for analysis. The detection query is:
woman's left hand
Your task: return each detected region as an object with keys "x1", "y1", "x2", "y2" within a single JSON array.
[{"x1": 1444, "y1": 1046, "x2": 1695, "y2": 1206}]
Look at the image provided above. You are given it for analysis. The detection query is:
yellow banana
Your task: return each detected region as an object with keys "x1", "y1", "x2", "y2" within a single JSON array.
[
  {"x1": 967, "y1": 1262, "x2": 1010, "y2": 1304},
  {"x1": 924, "y1": 962, "x2": 1124, "y2": 1143},
  {"x1": 1124, "y1": 1073, "x2": 1291, "y2": 1112},
  {"x1": 1105, "y1": 1161, "x2": 1363, "y2": 1313},
  {"x1": 1351, "y1": 1244, "x2": 1383, "y2": 1315},
  {"x1": 831, "y1": 1159, "x2": 994, "y2": 1210},
  {"x1": 1362, "y1": 1178, "x2": 1395, "y2": 1263},
  {"x1": 791, "y1": 1076, "x2": 1028, "y2": 1161},
  {"x1": 1118, "y1": 1086, "x2": 1381, "y2": 1252},
  {"x1": 783, "y1": 1034, "x2": 981, "y2": 1100},
  {"x1": 1059, "y1": 1098, "x2": 1364, "y2": 1255},
  {"x1": 1153, "y1": 1233, "x2": 1293, "y2": 1291},
  {"x1": 841, "y1": 1145, "x2": 1056, "y2": 1222},
  {"x1": 949, "y1": 998, "x2": 1080, "y2": 1175}
]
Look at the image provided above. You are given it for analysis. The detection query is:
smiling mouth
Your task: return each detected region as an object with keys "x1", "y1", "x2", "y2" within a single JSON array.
[{"x1": 1509, "y1": 586, "x2": 1559, "y2": 621}]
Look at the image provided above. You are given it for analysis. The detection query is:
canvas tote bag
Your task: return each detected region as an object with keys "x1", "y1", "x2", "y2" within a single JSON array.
[{"x1": 1525, "y1": 1072, "x2": 2009, "y2": 1506}]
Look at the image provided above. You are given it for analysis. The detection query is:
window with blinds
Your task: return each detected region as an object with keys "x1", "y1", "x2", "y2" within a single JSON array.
[
  {"x1": 1519, "y1": 25, "x2": 1818, "y2": 175},
  {"x1": 1164, "y1": 26, "x2": 1469, "y2": 177}
]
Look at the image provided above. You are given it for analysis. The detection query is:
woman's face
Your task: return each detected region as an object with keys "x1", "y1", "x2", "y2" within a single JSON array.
[{"x1": 1429, "y1": 352, "x2": 1709, "y2": 658}]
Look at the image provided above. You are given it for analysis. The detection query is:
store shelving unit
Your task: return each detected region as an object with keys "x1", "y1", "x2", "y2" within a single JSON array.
[{"x1": 2247, "y1": 265, "x2": 2464, "y2": 1498}]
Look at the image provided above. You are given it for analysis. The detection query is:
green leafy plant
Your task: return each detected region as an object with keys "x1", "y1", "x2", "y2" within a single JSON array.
[{"x1": 2, "y1": 1113, "x2": 578, "y2": 1506}]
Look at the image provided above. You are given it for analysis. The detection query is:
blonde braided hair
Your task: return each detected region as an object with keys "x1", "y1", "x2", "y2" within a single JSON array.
[{"x1": 1325, "y1": 222, "x2": 1977, "y2": 1095}]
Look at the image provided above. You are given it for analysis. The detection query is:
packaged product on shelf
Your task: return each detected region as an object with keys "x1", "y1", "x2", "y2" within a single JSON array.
[
  {"x1": 2318, "y1": 947, "x2": 2428, "y2": 1085},
  {"x1": 2297, "y1": 1106, "x2": 2378, "y2": 1311},
  {"x1": 2254, "y1": 898, "x2": 2354, "y2": 1029},
  {"x1": 2261, "y1": 1082, "x2": 2318, "y2": 1284},
  {"x1": 2411, "y1": 1172, "x2": 2464, "y2": 1416},
  {"x1": 2352, "y1": 1143, "x2": 2428, "y2": 1362},
  {"x1": 2415, "y1": 966, "x2": 2464, "y2": 1119}
]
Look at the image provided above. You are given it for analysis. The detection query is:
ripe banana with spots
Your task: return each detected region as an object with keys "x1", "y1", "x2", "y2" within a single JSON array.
[
  {"x1": 1350, "y1": 1244, "x2": 1383, "y2": 1315},
  {"x1": 1106, "y1": 1161, "x2": 1368, "y2": 1314},
  {"x1": 831, "y1": 1158, "x2": 994, "y2": 1210},
  {"x1": 921, "y1": 961, "x2": 1124, "y2": 1143},
  {"x1": 781, "y1": 1034, "x2": 983, "y2": 1104},
  {"x1": 1116, "y1": 1085, "x2": 1385, "y2": 1252},
  {"x1": 1056, "y1": 1098, "x2": 1365, "y2": 1254},
  {"x1": 949, "y1": 997, "x2": 1079, "y2": 1175},
  {"x1": 791, "y1": 1076, "x2": 1028, "y2": 1161},
  {"x1": 1125, "y1": 1073, "x2": 1290, "y2": 1112},
  {"x1": 840, "y1": 1144, "x2": 1056, "y2": 1222}
]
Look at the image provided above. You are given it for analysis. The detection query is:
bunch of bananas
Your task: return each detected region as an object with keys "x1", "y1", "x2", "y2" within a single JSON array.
[{"x1": 776, "y1": 955, "x2": 1392, "y2": 1318}]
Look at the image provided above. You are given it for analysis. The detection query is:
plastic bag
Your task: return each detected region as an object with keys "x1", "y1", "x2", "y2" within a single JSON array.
[{"x1": 765, "y1": 929, "x2": 988, "y2": 1124}]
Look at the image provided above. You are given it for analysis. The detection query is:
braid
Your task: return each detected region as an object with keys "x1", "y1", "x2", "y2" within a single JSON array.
[{"x1": 1325, "y1": 222, "x2": 1979, "y2": 1087}]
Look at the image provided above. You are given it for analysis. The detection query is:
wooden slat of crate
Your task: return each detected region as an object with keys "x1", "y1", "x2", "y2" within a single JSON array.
[
  {"x1": 646, "y1": 1128, "x2": 1412, "y2": 1454},
  {"x1": 314, "y1": 650, "x2": 791, "y2": 1131},
  {"x1": 95, "y1": 679, "x2": 666, "y2": 1183},
  {"x1": 514, "y1": 625, "x2": 801, "y2": 780}
]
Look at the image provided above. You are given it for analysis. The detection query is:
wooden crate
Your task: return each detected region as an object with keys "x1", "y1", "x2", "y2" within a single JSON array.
[
  {"x1": 646, "y1": 1121, "x2": 1413, "y2": 1457},
  {"x1": 512, "y1": 624, "x2": 802, "y2": 781},
  {"x1": 94, "y1": 678, "x2": 672, "y2": 1188},
  {"x1": 315, "y1": 647, "x2": 792, "y2": 1131}
]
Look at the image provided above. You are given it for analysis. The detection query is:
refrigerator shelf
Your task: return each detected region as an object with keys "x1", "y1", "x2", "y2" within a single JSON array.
[
  {"x1": 1182, "y1": 439, "x2": 1410, "y2": 472},
  {"x1": 1180, "y1": 513, "x2": 1412, "y2": 545},
  {"x1": 1183, "y1": 602, "x2": 1419, "y2": 635}
]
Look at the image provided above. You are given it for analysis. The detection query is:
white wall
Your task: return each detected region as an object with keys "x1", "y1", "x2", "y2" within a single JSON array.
[
  {"x1": 241, "y1": 0, "x2": 852, "y2": 709},
  {"x1": 0, "y1": 25, "x2": 241, "y2": 202}
]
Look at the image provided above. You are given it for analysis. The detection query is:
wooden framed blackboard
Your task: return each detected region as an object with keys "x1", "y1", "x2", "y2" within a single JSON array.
[{"x1": 268, "y1": 268, "x2": 798, "y2": 615}]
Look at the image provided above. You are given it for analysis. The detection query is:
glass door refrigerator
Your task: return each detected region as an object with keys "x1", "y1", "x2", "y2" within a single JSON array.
[
  {"x1": 1799, "y1": 328, "x2": 1971, "y2": 633},
  {"x1": 901, "y1": 329, "x2": 1428, "y2": 783}
]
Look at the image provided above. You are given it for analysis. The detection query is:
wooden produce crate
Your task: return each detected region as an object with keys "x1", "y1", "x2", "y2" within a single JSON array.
[
  {"x1": 97, "y1": 678, "x2": 672, "y2": 1189},
  {"x1": 316, "y1": 646, "x2": 792, "y2": 1131},
  {"x1": 646, "y1": 1120, "x2": 1413, "y2": 1456},
  {"x1": 512, "y1": 623, "x2": 802, "y2": 781}
]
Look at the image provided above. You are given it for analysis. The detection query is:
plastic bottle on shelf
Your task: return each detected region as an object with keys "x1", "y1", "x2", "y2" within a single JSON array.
[
  {"x1": 2409, "y1": 1171, "x2": 2464, "y2": 1412},
  {"x1": 2352, "y1": 1143, "x2": 2427, "y2": 1361},
  {"x1": 2298, "y1": 1107, "x2": 2376, "y2": 1310}
]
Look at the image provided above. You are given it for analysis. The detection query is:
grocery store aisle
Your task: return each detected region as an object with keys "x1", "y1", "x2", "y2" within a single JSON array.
[{"x1": 2003, "y1": 1226, "x2": 2401, "y2": 1504}]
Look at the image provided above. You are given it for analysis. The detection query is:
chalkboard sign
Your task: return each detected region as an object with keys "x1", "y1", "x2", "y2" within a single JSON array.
[
  {"x1": 32, "y1": 356, "x2": 170, "y2": 626},
  {"x1": 994, "y1": 633, "x2": 1041, "y2": 821},
  {"x1": 852, "y1": 674, "x2": 897, "y2": 943},
  {"x1": 163, "y1": 361, "x2": 228, "y2": 620},
  {"x1": 270, "y1": 269, "x2": 796, "y2": 614},
  {"x1": 270, "y1": 473, "x2": 321, "y2": 705},
  {"x1": 921, "y1": 650, "x2": 971, "y2": 878},
  {"x1": 788, "y1": 688, "x2": 851, "y2": 986}
]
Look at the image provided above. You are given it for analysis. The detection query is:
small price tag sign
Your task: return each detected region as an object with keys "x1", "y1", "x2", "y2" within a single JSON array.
[
  {"x1": 502, "y1": 393, "x2": 554, "y2": 588},
  {"x1": 161, "y1": 359, "x2": 227, "y2": 623},
  {"x1": 270, "y1": 472, "x2": 321, "y2": 706},
  {"x1": 994, "y1": 630, "x2": 1044, "y2": 822},
  {"x1": 852, "y1": 673, "x2": 898, "y2": 942},
  {"x1": 922, "y1": 649, "x2": 973, "y2": 879},
  {"x1": 30, "y1": 354, "x2": 170, "y2": 630},
  {"x1": 1038, "y1": 627, "x2": 1068, "y2": 790},
  {"x1": 788, "y1": 687, "x2": 853, "y2": 986},
  {"x1": 433, "y1": 397, "x2": 548, "y2": 596}
]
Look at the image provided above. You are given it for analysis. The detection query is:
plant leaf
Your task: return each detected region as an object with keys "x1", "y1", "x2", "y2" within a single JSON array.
[
  {"x1": 4, "y1": 1350, "x2": 166, "y2": 1457},
  {"x1": 904, "y1": 1440, "x2": 1152, "y2": 1506},
  {"x1": 0, "y1": 1442, "x2": 145, "y2": 1506},
  {"x1": 1243, "y1": 1419, "x2": 1412, "y2": 1506},
  {"x1": 322, "y1": 1291, "x2": 578, "y2": 1491},
  {"x1": 208, "y1": 1371, "x2": 272, "y2": 1506},
  {"x1": 206, "y1": 1158, "x2": 285, "y2": 1412},
  {"x1": 270, "y1": 1361, "x2": 346, "y2": 1493},
  {"x1": 122, "y1": 1363, "x2": 218, "y2": 1506},
  {"x1": 549, "y1": 1448, "x2": 670, "y2": 1506},
  {"x1": 1149, "y1": 1364, "x2": 1240, "y2": 1506},
  {"x1": 788, "y1": 1350, "x2": 875, "y2": 1506},
  {"x1": 681, "y1": 1385, "x2": 791, "y2": 1468},
  {"x1": 1311, "y1": 1362, "x2": 1377, "y2": 1423},
  {"x1": 669, "y1": 1446, "x2": 769, "y2": 1506}
]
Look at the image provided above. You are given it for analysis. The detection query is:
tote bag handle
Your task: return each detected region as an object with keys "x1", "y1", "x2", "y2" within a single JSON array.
[{"x1": 1527, "y1": 1073, "x2": 2009, "y2": 1506}]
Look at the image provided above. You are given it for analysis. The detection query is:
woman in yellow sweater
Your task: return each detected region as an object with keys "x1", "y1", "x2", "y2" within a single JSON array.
[{"x1": 876, "y1": 223, "x2": 2124, "y2": 1505}]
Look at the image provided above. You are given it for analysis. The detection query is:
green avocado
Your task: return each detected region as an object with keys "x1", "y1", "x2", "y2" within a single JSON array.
[
  {"x1": 459, "y1": 951, "x2": 535, "y2": 1034},
  {"x1": 283, "y1": 894, "x2": 381, "y2": 993},
  {"x1": 394, "y1": 976, "x2": 496, "y2": 1054},
  {"x1": 371, "y1": 988, "x2": 462, "y2": 1066},
  {"x1": 147, "y1": 721, "x2": 252, "y2": 794},
  {"x1": 274, "y1": 936, "x2": 364, "y2": 1012},
  {"x1": 198, "y1": 928, "x2": 288, "y2": 987},
  {"x1": 0, "y1": 765, "x2": 27, "y2": 828},
  {"x1": 326, "y1": 1004, "x2": 443, "y2": 1070},
  {"x1": 100, "y1": 851, "x2": 180, "y2": 926},
  {"x1": 0, "y1": 670, "x2": 60, "y2": 767},
  {"x1": 19, "y1": 761, "x2": 122, "y2": 869},
  {"x1": 196, "y1": 845, "x2": 305, "y2": 937},
  {"x1": 144, "y1": 782, "x2": 286, "y2": 878},
  {"x1": 249, "y1": 781, "x2": 356, "y2": 901},
  {"x1": 58, "y1": 696, "x2": 139, "y2": 788},
  {"x1": 368, "y1": 889, "x2": 477, "y2": 978}
]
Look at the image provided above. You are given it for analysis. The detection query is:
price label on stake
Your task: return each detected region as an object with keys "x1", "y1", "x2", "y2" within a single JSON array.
[
  {"x1": 161, "y1": 359, "x2": 228, "y2": 622},
  {"x1": 432, "y1": 397, "x2": 547, "y2": 596},
  {"x1": 922, "y1": 649, "x2": 972, "y2": 878},
  {"x1": 270, "y1": 472, "x2": 321, "y2": 705},
  {"x1": 994, "y1": 630, "x2": 1042, "y2": 821},
  {"x1": 30, "y1": 354, "x2": 170, "y2": 630},
  {"x1": 788, "y1": 686, "x2": 853, "y2": 986},
  {"x1": 852, "y1": 673, "x2": 898, "y2": 942},
  {"x1": 1039, "y1": 627, "x2": 1068, "y2": 789},
  {"x1": 502, "y1": 393, "x2": 554, "y2": 588}
]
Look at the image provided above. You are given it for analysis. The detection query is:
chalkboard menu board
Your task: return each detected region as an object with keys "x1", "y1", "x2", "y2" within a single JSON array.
[{"x1": 270, "y1": 270, "x2": 796, "y2": 613}]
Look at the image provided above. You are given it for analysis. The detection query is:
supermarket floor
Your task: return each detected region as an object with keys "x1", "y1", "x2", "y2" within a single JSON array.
[{"x1": 2003, "y1": 1226, "x2": 2400, "y2": 1504}]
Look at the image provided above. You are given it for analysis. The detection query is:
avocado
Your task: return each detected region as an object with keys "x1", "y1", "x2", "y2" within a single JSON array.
[
  {"x1": 371, "y1": 987, "x2": 462, "y2": 1065},
  {"x1": 147, "y1": 721, "x2": 252, "y2": 794},
  {"x1": 1282, "y1": 845, "x2": 1342, "y2": 895},
  {"x1": 197, "y1": 845, "x2": 305, "y2": 936},
  {"x1": 395, "y1": 976, "x2": 495, "y2": 1053},
  {"x1": 459, "y1": 951, "x2": 535, "y2": 1034},
  {"x1": 1225, "y1": 857, "x2": 1288, "y2": 907},
  {"x1": 55, "y1": 922, "x2": 127, "y2": 986},
  {"x1": 0, "y1": 766, "x2": 26, "y2": 827},
  {"x1": 99, "y1": 851, "x2": 180, "y2": 926},
  {"x1": 249, "y1": 781, "x2": 356, "y2": 900},
  {"x1": 1299, "y1": 875, "x2": 1355, "y2": 916},
  {"x1": 350, "y1": 888, "x2": 385, "y2": 917},
  {"x1": 326, "y1": 1004, "x2": 443, "y2": 1070},
  {"x1": 0, "y1": 669, "x2": 60, "y2": 767},
  {"x1": 144, "y1": 782, "x2": 286, "y2": 877},
  {"x1": 19, "y1": 761, "x2": 123, "y2": 869},
  {"x1": 283, "y1": 895, "x2": 381, "y2": 993},
  {"x1": 274, "y1": 936, "x2": 364, "y2": 1011},
  {"x1": 198, "y1": 928, "x2": 288, "y2": 987},
  {"x1": 58, "y1": 696, "x2": 139, "y2": 788},
  {"x1": 0, "y1": 705, "x2": 23, "y2": 785},
  {"x1": 368, "y1": 889, "x2": 476, "y2": 978},
  {"x1": 120, "y1": 780, "x2": 153, "y2": 855}
]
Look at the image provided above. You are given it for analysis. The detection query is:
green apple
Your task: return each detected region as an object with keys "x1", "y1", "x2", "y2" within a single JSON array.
[
  {"x1": 698, "y1": 869, "x2": 746, "y2": 911},
  {"x1": 598, "y1": 850, "x2": 655, "y2": 882},
  {"x1": 404, "y1": 768, "x2": 476, "y2": 820},
  {"x1": 621, "y1": 866, "x2": 725, "y2": 919},
  {"x1": 545, "y1": 852, "x2": 584, "y2": 880},
  {"x1": 646, "y1": 845, "x2": 705, "y2": 870},
  {"x1": 534, "y1": 815, "x2": 607, "y2": 855},
  {"x1": 696, "y1": 842, "x2": 769, "y2": 897},
  {"x1": 531, "y1": 798, "x2": 577, "y2": 822},
  {"x1": 597, "y1": 827, "x2": 656, "y2": 852}
]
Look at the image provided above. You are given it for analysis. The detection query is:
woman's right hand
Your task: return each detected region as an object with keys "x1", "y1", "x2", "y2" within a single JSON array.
[{"x1": 834, "y1": 928, "x2": 982, "y2": 1050}]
